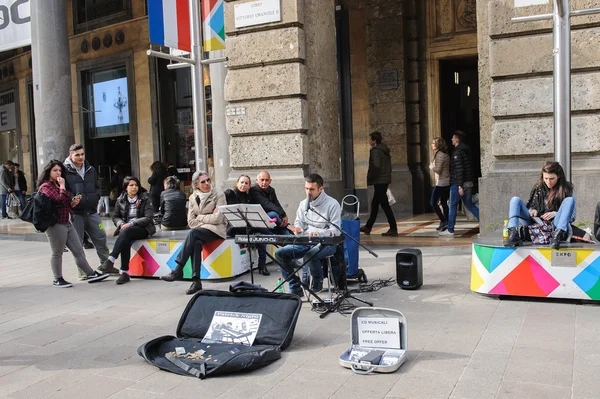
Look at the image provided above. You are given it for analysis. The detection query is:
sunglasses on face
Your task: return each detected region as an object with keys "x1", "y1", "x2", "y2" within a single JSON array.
[{"x1": 199, "y1": 178, "x2": 211, "y2": 184}]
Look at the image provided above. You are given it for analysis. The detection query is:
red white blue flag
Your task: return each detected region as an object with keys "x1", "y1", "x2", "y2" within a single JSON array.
[{"x1": 148, "y1": 0, "x2": 191, "y2": 52}]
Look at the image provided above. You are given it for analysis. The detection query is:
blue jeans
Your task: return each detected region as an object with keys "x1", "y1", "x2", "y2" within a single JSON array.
[
  {"x1": 14, "y1": 191, "x2": 25, "y2": 210},
  {"x1": 447, "y1": 184, "x2": 480, "y2": 232},
  {"x1": 275, "y1": 244, "x2": 337, "y2": 290},
  {"x1": 508, "y1": 196, "x2": 575, "y2": 231},
  {"x1": 1, "y1": 194, "x2": 7, "y2": 217}
]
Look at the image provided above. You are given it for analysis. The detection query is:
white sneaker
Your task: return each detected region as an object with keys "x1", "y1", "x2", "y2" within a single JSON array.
[{"x1": 438, "y1": 230, "x2": 455, "y2": 237}]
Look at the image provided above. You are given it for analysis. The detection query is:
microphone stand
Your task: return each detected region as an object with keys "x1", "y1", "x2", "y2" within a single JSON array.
[
  {"x1": 233, "y1": 208, "x2": 256, "y2": 284},
  {"x1": 307, "y1": 204, "x2": 375, "y2": 318}
]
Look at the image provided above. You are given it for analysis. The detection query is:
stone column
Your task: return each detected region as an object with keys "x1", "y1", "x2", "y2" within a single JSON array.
[
  {"x1": 31, "y1": 0, "x2": 74, "y2": 166},
  {"x1": 224, "y1": 0, "x2": 340, "y2": 221},
  {"x1": 210, "y1": 50, "x2": 230, "y2": 189}
]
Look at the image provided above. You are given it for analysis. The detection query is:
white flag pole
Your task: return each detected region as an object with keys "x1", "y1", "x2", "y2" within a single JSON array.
[{"x1": 190, "y1": 0, "x2": 208, "y2": 174}]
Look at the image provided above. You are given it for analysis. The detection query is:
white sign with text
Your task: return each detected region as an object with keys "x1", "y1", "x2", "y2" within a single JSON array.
[
  {"x1": 357, "y1": 317, "x2": 400, "y2": 349},
  {"x1": 515, "y1": 0, "x2": 549, "y2": 7},
  {"x1": 234, "y1": 0, "x2": 281, "y2": 28},
  {"x1": 0, "y1": 90, "x2": 16, "y2": 132},
  {"x1": 0, "y1": 0, "x2": 31, "y2": 52}
]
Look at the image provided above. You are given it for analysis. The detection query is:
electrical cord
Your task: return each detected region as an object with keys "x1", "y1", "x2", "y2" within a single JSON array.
[{"x1": 348, "y1": 277, "x2": 396, "y2": 294}]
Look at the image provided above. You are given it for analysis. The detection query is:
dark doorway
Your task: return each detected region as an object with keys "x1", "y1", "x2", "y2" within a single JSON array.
[{"x1": 439, "y1": 57, "x2": 481, "y2": 187}]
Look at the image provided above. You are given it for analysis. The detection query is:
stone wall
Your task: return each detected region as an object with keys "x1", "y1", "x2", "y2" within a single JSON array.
[
  {"x1": 340, "y1": 0, "x2": 412, "y2": 214},
  {"x1": 224, "y1": 0, "x2": 341, "y2": 220},
  {"x1": 478, "y1": 0, "x2": 600, "y2": 233}
]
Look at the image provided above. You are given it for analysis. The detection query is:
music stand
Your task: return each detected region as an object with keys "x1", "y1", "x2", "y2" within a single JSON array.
[{"x1": 218, "y1": 204, "x2": 276, "y2": 284}]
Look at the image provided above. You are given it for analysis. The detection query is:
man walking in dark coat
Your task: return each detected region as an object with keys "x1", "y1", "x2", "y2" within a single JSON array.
[
  {"x1": 361, "y1": 131, "x2": 397, "y2": 236},
  {"x1": 440, "y1": 130, "x2": 479, "y2": 237}
]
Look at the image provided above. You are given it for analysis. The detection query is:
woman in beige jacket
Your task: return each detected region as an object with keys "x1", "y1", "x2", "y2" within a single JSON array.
[
  {"x1": 160, "y1": 170, "x2": 227, "y2": 295},
  {"x1": 429, "y1": 137, "x2": 451, "y2": 231}
]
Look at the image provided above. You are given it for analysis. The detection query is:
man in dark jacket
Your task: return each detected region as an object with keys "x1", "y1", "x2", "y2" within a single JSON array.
[
  {"x1": 13, "y1": 163, "x2": 27, "y2": 210},
  {"x1": 64, "y1": 144, "x2": 111, "y2": 278},
  {"x1": 249, "y1": 171, "x2": 289, "y2": 274},
  {"x1": 441, "y1": 130, "x2": 479, "y2": 237},
  {"x1": 360, "y1": 131, "x2": 397, "y2": 236},
  {"x1": 0, "y1": 160, "x2": 15, "y2": 219}
]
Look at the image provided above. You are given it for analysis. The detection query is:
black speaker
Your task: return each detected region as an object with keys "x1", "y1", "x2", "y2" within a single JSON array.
[{"x1": 396, "y1": 248, "x2": 423, "y2": 290}]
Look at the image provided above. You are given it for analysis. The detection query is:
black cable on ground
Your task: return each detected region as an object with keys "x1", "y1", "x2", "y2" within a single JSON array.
[{"x1": 348, "y1": 277, "x2": 396, "y2": 294}]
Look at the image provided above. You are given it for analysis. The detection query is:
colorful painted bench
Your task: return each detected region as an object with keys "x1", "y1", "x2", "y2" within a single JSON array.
[
  {"x1": 127, "y1": 230, "x2": 262, "y2": 280},
  {"x1": 471, "y1": 237, "x2": 600, "y2": 301}
]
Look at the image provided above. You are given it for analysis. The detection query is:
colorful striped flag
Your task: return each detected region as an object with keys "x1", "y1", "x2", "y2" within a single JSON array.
[
  {"x1": 148, "y1": 0, "x2": 191, "y2": 52},
  {"x1": 202, "y1": 0, "x2": 225, "y2": 51}
]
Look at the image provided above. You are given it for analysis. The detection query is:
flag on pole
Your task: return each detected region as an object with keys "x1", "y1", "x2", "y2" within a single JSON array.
[
  {"x1": 148, "y1": 0, "x2": 191, "y2": 52},
  {"x1": 202, "y1": 0, "x2": 225, "y2": 51}
]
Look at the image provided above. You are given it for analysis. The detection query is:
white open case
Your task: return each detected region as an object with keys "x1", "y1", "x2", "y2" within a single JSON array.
[{"x1": 339, "y1": 307, "x2": 407, "y2": 374}]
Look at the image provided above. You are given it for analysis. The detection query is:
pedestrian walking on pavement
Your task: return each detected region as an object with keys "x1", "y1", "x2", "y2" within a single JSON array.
[
  {"x1": 361, "y1": 131, "x2": 397, "y2": 236},
  {"x1": 0, "y1": 160, "x2": 15, "y2": 219},
  {"x1": 37, "y1": 160, "x2": 109, "y2": 288},
  {"x1": 429, "y1": 137, "x2": 450, "y2": 232}
]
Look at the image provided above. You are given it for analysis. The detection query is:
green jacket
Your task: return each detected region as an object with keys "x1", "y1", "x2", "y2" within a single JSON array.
[{"x1": 367, "y1": 143, "x2": 392, "y2": 185}]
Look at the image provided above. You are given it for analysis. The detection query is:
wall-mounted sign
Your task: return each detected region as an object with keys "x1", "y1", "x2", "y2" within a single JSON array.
[
  {"x1": 379, "y1": 70, "x2": 398, "y2": 91},
  {"x1": 0, "y1": 90, "x2": 16, "y2": 132},
  {"x1": 234, "y1": 0, "x2": 281, "y2": 29},
  {"x1": 551, "y1": 250, "x2": 577, "y2": 267},
  {"x1": 0, "y1": 0, "x2": 31, "y2": 52},
  {"x1": 514, "y1": 0, "x2": 549, "y2": 7}
]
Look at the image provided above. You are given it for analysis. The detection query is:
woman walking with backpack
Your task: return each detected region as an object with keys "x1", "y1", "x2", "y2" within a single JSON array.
[{"x1": 37, "y1": 160, "x2": 109, "y2": 287}]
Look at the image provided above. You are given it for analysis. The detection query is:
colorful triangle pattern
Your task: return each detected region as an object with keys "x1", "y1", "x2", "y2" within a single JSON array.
[
  {"x1": 573, "y1": 256, "x2": 600, "y2": 300},
  {"x1": 490, "y1": 255, "x2": 559, "y2": 297}
]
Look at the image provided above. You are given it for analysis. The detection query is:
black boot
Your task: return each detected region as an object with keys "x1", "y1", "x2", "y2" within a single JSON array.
[
  {"x1": 186, "y1": 278, "x2": 203, "y2": 295},
  {"x1": 258, "y1": 261, "x2": 270, "y2": 276},
  {"x1": 504, "y1": 227, "x2": 522, "y2": 247},
  {"x1": 550, "y1": 229, "x2": 567, "y2": 250},
  {"x1": 160, "y1": 267, "x2": 183, "y2": 282}
]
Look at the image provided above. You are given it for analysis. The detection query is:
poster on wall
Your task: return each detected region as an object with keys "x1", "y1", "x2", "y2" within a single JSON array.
[
  {"x1": 0, "y1": 0, "x2": 31, "y2": 52},
  {"x1": 514, "y1": 0, "x2": 549, "y2": 7},
  {"x1": 92, "y1": 77, "x2": 130, "y2": 129}
]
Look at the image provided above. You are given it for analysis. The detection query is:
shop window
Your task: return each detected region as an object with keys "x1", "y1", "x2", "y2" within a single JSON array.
[
  {"x1": 82, "y1": 66, "x2": 130, "y2": 138},
  {"x1": 0, "y1": 90, "x2": 18, "y2": 163},
  {"x1": 74, "y1": 0, "x2": 132, "y2": 33},
  {"x1": 80, "y1": 64, "x2": 133, "y2": 177}
]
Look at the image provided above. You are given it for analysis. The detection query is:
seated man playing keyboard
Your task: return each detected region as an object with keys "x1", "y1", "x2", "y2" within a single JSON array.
[{"x1": 274, "y1": 173, "x2": 342, "y2": 297}]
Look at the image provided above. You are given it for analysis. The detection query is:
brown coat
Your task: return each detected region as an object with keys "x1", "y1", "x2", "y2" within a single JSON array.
[
  {"x1": 187, "y1": 189, "x2": 227, "y2": 238},
  {"x1": 429, "y1": 151, "x2": 450, "y2": 187}
]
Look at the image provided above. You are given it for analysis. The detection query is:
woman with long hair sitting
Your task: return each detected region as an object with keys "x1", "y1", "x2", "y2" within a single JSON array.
[
  {"x1": 100, "y1": 176, "x2": 156, "y2": 284},
  {"x1": 504, "y1": 161, "x2": 575, "y2": 249},
  {"x1": 37, "y1": 160, "x2": 109, "y2": 287}
]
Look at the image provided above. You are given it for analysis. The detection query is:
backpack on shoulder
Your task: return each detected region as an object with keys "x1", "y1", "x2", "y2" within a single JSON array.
[{"x1": 20, "y1": 192, "x2": 58, "y2": 232}]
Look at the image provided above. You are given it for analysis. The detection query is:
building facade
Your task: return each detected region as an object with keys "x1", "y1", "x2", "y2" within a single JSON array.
[{"x1": 1, "y1": 0, "x2": 599, "y2": 230}]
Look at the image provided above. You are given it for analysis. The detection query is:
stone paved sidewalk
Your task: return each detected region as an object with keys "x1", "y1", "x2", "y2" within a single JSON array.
[{"x1": 1, "y1": 240, "x2": 599, "y2": 399}]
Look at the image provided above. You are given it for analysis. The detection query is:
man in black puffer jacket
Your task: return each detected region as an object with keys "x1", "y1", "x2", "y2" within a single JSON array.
[
  {"x1": 360, "y1": 131, "x2": 397, "y2": 236},
  {"x1": 442, "y1": 130, "x2": 479, "y2": 237},
  {"x1": 64, "y1": 144, "x2": 110, "y2": 278}
]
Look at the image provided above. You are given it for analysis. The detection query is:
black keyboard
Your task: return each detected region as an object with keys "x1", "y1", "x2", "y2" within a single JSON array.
[{"x1": 234, "y1": 234, "x2": 344, "y2": 246}]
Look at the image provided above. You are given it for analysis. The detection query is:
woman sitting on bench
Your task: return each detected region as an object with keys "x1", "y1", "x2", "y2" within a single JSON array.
[
  {"x1": 504, "y1": 161, "x2": 575, "y2": 250},
  {"x1": 100, "y1": 176, "x2": 156, "y2": 284}
]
